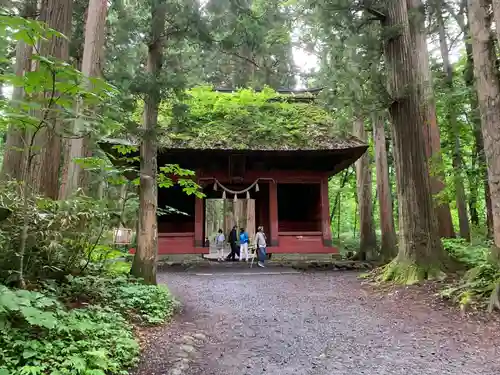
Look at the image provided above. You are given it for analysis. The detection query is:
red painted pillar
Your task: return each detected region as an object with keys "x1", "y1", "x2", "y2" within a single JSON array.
[
  {"x1": 269, "y1": 181, "x2": 279, "y2": 247},
  {"x1": 320, "y1": 177, "x2": 332, "y2": 247},
  {"x1": 194, "y1": 196, "x2": 204, "y2": 248}
]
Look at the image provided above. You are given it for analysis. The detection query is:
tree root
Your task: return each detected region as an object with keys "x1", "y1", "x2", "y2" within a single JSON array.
[{"x1": 378, "y1": 258, "x2": 446, "y2": 285}]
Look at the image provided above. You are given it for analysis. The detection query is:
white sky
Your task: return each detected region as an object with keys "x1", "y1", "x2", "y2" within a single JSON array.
[{"x1": 291, "y1": 34, "x2": 463, "y2": 89}]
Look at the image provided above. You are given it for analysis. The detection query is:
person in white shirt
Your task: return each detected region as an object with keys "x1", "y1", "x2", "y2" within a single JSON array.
[
  {"x1": 215, "y1": 229, "x2": 225, "y2": 261},
  {"x1": 255, "y1": 226, "x2": 267, "y2": 268}
]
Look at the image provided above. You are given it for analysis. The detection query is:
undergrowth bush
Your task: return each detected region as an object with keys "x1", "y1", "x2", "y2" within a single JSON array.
[
  {"x1": 0, "y1": 182, "x2": 123, "y2": 285},
  {"x1": 333, "y1": 232, "x2": 360, "y2": 258},
  {"x1": 440, "y1": 238, "x2": 500, "y2": 312},
  {"x1": 44, "y1": 275, "x2": 176, "y2": 324},
  {"x1": 442, "y1": 238, "x2": 490, "y2": 268},
  {"x1": 0, "y1": 286, "x2": 139, "y2": 375}
]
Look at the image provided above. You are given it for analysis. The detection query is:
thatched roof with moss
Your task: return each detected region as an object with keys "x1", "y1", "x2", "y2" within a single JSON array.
[{"x1": 152, "y1": 87, "x2": 366, "y2": 152}]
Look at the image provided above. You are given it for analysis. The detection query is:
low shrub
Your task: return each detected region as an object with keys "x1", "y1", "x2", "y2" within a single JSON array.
[
  {"x1": 442, "y1": 238, "x2": 491, "y2": 268},
  {"x1": 84, "y1": 245, "x2": 132, "y2": 277},
  {"x1": 0, "y1": 286, "x2": 139, "y2": 375},
  {"x1": 332, "y1": 232, "x2": 360, "y2": 258},
  {"x1": 44, "y1": 275, "x2": 176, "y2": 324},
  {"x1": 440, "y1": 238, "x2": 500, "y2": 312}
]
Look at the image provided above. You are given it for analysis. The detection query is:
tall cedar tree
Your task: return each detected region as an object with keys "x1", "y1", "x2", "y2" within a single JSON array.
[
  {"x1": 59, "y1": 0, "x2": 108, "y2": 199},
  {"x1": 381, "y1": 0, "x2": 449, "y2": 283},
  {"x1": 373, "y1": 113, "x2": 397, "y2": 259},
  {"x1": 467, "y1": 0, "x2": 500, "y2": 253},
  {"x1": 446, "y1": 0, "x2": 494, "y2": 235},
  {"x1": 435, "y1": 0, "x2": 470, "y2": 241},
  {"x1": 1, "y1": 0, "x2": 37, "y2": 181},
  {"x1": 406, "y1": 0, "x2": 455, "y2": 238},
  {"x1": 29, "y1": 0, "x2": 72, "y2": 199},
  {"x1": 353, "y1": 117, "x2": 377, "y2": 260},
  {"x1": 130, "y1": 0, "x2": 167, "y2": 284}
]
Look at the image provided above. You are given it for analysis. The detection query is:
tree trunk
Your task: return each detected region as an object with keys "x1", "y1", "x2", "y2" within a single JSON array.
[
  {"x1": 60, "y1": 0, "x2": 107, "y2": 199},
  {"x1": 449, "y1": 0, "x2": 494, "y2": 236},
  {"x1": 30, "y1": 0, "x2": 72, "y2": 199},
  {"x1": 353, "y1": 117, "x2": 377, "y2": 260},
  {"x1": 382, "y1": 0, "x2": 448, "y2": 283},
  {"x1": 464, "y1": 4, "x2": 494, "y2": 237},
  {"x1": 1, "y1": 0, "x2": 37, "y2": 181},
  {"x1": 373, "y1": 113, "x2": 397, "y2": 260},
  {"x1": 130, "y1": 0, "x2": 167, "y2": 284},
  {"x1": 467, "y1": 0, "x2": 500, "y2": 253},
  {"x1": 406, "y1": 0, "x2": 455, "y2": 238},
  {"x1": 436, "y1": 0, "x2": 471, "y2": 241}
]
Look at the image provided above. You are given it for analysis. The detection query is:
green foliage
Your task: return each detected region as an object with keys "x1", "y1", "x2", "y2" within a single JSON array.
[
  {"x1": 0, "y1": 286, "x2": 139, "y2": 375},
  {"x1": 0, "y1": 275, "x2": 176, "y2": 374},
  {"x1": 440, "y1": 261, "x2": 500, "y2": 312},
  {"x1": 108, "y1": 143, "x2": 204, "y2": 199},
  {"x1": 158, "y1": 86, "x2": 361, "y2": 150},
  {"x1": 0, "y1": 16, "x2": 120, "y2": 139},
  {"x1": 440, "y1": 239, "x2": 500, "y2": 312},
  {"x1": 45, "y1": 276, "x2": 176, "y2": 324},
  {"x1": 332, "y1": 233, "x2": 360, "y2": 258},
  {"x1": 84, "y1": 245, "x2": 132, "y2": 277},
  {"x1": 0, "y1": 181, "x2": 135, "y2": 284},
  {"x1": 442, "y1": 238, "x2": 490, "y2": 268}
]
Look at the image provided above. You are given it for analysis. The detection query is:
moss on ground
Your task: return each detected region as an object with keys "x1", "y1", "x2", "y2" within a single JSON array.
[{"x1": 379, "y1": 258, "x2": 447, "y2": 285}]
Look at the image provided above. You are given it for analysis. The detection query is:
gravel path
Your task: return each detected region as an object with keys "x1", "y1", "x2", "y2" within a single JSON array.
[{"x1": 133, "y1": 270, "x2": 500, "y2": 375}]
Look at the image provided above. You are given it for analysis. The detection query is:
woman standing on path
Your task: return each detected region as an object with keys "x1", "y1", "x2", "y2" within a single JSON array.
[
  {"x1": 255, "y1": 226, "x2": 267, "y2": 268},
  {"x1": 239, "y1": 227, "x2": 249, "y2": 262}
]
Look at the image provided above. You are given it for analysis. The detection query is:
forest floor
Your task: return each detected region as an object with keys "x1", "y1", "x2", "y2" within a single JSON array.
[{"x1": 131, "y1": 269, "x2": 500, "y2": 375}]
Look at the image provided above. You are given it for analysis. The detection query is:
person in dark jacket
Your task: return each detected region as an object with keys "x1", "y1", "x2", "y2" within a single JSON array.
[{"x1": 225, "y1": 225, "x2": 239, "y2": 261}]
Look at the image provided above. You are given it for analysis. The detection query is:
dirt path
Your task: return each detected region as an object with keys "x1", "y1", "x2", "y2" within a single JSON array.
[{"x1": 132, "y1": 270, "x2": 500, "y2": 375}]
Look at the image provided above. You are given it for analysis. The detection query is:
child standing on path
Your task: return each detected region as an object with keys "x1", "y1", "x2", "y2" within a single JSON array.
[
  {"x1": 239, "y1": 228, "x2": 249, "y2": 262},
  {"x1": 215, "y1": 229, "x2": 225, "y2": 261}
]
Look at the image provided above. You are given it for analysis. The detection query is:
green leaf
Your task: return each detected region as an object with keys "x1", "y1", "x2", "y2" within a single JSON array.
[
  {"x1": 19, "y1": 306, "x2": 57, "y2": 329},
  {"x1": 22, "y1": 349, "x2": 38, "y2": 359}
]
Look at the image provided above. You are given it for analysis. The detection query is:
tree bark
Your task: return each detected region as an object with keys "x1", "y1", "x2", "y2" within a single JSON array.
[
  {"x1": 436, "y1": 0, "x2": 471, "y2": 241},
  {"x1": 448, "y1": 0, "x2": 494, "y2": 236},
  {"x1": 29, "y1": 0, "x2": 72, "y2": 199},
  {"x1": 1, "y1": 0, "x2": 37, "y2": 181},
  {"x1": 373, "y1": 113, "x2": 397, "y2": 260},
  {"x1": 406, "y1": 0, "x2": 455, "y2": 238},
  {"x1": 462, "y1": 2, "x2": 494, "y2": 236},
  {"x1": 467, "y1": 0, "x2": 500, "y2": 252},
  {"x1": 382, "y1": 0, "x2": 448, "y2": 283},
  {"x1": 59, "y1": 0, "x2": 107, "y2": 199},
  {"x1": 353, "y1": 117, "x2": 377, "y2": 260},
  {"x1": 130, "y1": 0, "x2": 167, "y2": 284}
]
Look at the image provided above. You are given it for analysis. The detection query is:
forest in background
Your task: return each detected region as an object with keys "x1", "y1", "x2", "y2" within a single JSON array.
[{"x1": 1, "y1": 0, "x2": 500, "y2": 373}]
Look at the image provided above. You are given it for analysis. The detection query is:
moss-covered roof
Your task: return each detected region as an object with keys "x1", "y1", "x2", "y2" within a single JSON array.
[{"x1": 153, "y1": 87, "x2": 366, "y2": 152}]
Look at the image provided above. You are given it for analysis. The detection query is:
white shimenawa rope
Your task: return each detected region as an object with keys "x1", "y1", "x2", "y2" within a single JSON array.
[{"x1": 213, "y1": 179, "x2": 260, "y2": 200}]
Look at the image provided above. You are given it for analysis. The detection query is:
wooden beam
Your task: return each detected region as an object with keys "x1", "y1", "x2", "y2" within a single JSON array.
[
  {"x1": 194, "y1": 195, "x2": 204, "y2": 248},
  {"x1": 320, "y1": 177, "x2": 333, "y2": 246},
  {"x1": 269, "y1": 181, "x2": 279, "y2": 247}
]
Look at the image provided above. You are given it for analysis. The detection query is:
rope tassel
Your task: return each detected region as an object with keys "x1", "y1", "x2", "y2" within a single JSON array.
[
  {"x1": 234, "y1": 194, "x2": 238, "y2": 202},
  {"x1": 222, "y1": 191, "x2": 226, "y2": 199},
  {"x1": 246, "y1": 191, "x2": 250, "y2": 199},
  {"x1": 255, "y1": 183, "x2": 259, "y2": 192},
  {"x1": 213, "y1": 182, "x2": 217, "y2": 191}
]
